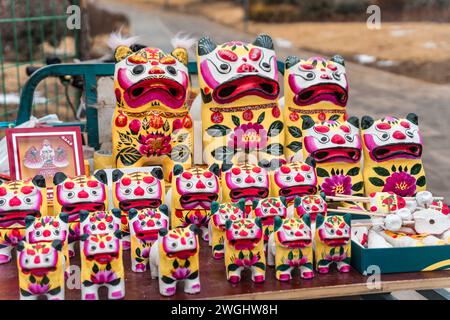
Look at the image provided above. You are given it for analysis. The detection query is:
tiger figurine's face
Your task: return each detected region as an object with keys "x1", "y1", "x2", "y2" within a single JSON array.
[
  {"x1": 210, "y1": 200, "x2": 245, "y2": 229},
  {"x1": 53, "y1": 171, "x2": 108, "y2": 223},
  {"x1": 81, "y1": 232, "x2": 121, "y2": 264},
  {"x1": 225, "y1": 218, "x2": 263, "y2": 250},
  {"x1": 113, "y1": 45, "x2": 189, "y2": 111},
  {"x1": 0, "y1": 176, "x2": 47, "y2": 228},
  {"x1": 79, "y1": 209, "x2": 122, "y2": 236},
  {"x1": 361, "y1": 113, "x2": 422, "y2": 162},
  {"x1": 159, "y1": 225, "x2": 199, "y2": 259},
  {"x1": 25, "y1": 214, "x2": 69, "y2": 244},
  {"x1": 368, "y1": 192, "x2": 406, "y2": 213},
  {"x1": 172, "y1": 165, "x2": 220, "y2": 210},
  {"x1": 197, "y1": 35, "x2": 279, "y2": 106},
  {"x1": 294, "y1": 194, "x2": 327, "y2": 221},
  {"x1": 316, "y1": 214, "x2": 351, "y2": 246},
  {"x1": 303, "y1": 117, "x2": 361, "y2": 163},
  {"x1": 128, "y1": 205, "x2": 169, "y2": 241},
  {"x1": 222, "y1": 163, "x2": 269, "y2": 204},
  {"x1": 252, "y1": 197, "x2": 287, "y2": 225},
  {"x1": 285, "y1": 55, "x2": 348, "y2": 108},
  {"x1": 17, "y1": 240, "x2": 62, "y2": 274},
  {"x1": 271, "y1": 162, "x2": 317, "y2": 203},
  {"x1": 273, "y1": 215, "x2": 312, "y2": 249},
  {"x1": 112, "y1": 168, "x2": 164, "y2": 212}
]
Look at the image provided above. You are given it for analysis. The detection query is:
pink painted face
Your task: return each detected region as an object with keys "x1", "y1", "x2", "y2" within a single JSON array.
[
  {"x1": 224, "y1": 163, "x2": 269, "y2": 204},
  {"x1": 161, "y1": 226, "x2": 199, "y2": 259},
  {"x1": 303, "y1": 119, "x2": 362, "y2": 163},
  {"x1": 80, "y1": 210, "x2": 121, "y2": 236},
  {"x1": 0, "y1": 178, "x2": 45, "y2": 228},
  {"x1": 26, "y1": 215, "x2": 68, "y2": 244},
  {"x1": 273, "y1": 162, "x2": 317, "y2": 202},
  {"x1": 115, "y1": 47, "x2": 189, "y2": 109},
  {"x1": 82, "y1": 233, "x2": 120, "y2": 264},
  {"x1": 295, "y1": 195, "x2": 327, "y2": 221},
  {"x1": 286, "y1": 55, "x2": 348, "y2": 107},
  {"x1": 361, "y1": 114, "x2": 422, "y2": 162},
  {"x1": 18, "y1": 242, "x2": 60, "y2": 276},
  {"x1": 225, "y1": 218, "x2": 263, "y2": 250},
  {"x1": 253, "y1": 197, "x2": 287, "y2": 226},
  {"x1": 175, "y1": 167, "x2": 219, "y2": 210},
  {"x1": 129, "y1": 207, "x2": 169, "y2": 241},
  {"x1": 275, "y1": 217, "x2": 312, "y2": 249},
  {"x1": 114, "y1": 171, "x2": 163, "y2": 211},
  {"x1": 211, "y1": 202, "x2": 245, "y2": 228},
  {"x1": 317, "y1": 214, "x2": 351, "y2": 246}
]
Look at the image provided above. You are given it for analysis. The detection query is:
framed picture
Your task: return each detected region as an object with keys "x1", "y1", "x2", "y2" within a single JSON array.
[{"x1": 6, "y1": 126, "x2": 85, "y2": 200}]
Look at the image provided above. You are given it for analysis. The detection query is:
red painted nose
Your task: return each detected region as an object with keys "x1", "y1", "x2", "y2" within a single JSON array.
[
  {"x1": 270, "y1": 208, "x2": 277, "y2": 214},
  {"x1": 245, "y1": 176, "x2": 255, "y2": 184},
  {"x1": 134, "y1": 186, "x2": 145, "y2": 196},
  {"x1": 34, "y1": 256, "x2": 40, "y2": 264},
  {"x1": 43, "y1": 230, "x2": 51, "y2": 237},
  {"x1": 9, "y1": 196, "x2": 21, "y2": 207},
  {"x1": 98, "y1": 222, "x2": 106, "y2": 231},
  {"x1": 336, "y1": 230, "x2": 343, "y2": 236},
  {"x1": 331, "y1": 134, "x2": 346, "y2": 145},
  {"x1": 239, "y1": 230, "x2": 248, "y2": 237},
  {"x1": 147, "y1": 220, "x2": 155, "y2": 227},
  {"x1": 311, "y1": 205, "x2": 319, "y2": 212},
  {"x1": 78, "y1": 190, "x2": 89, "y2": 199},
  {"x1": 196, "y1": 180, "x2": 206, "y2": 189},
  {"x1": 295, "y1": 231, "x2": 302, "y2": 236},
  {"x1": 181, "y1": 237, "x2": 186, "y2": 245},
  {"x1": 99, "y1": 241, "x2": 105, "y2": 249},
  {"x1": 294, "y1": 173, "x2": 305, "y2": 182},
  {"x1": 393, "y1": 131, "x2": 406, "y2": 140}
]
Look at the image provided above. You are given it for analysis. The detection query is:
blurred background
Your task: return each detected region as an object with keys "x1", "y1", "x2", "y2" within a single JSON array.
[{"x1": 0, "y1": 0, "x2": 449, "y2": 196}]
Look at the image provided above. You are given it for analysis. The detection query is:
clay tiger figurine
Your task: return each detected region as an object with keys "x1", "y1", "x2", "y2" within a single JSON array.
[
  {"x1": 208, "y1": 199, "x2": 245, "y2": 259},
  {"x1": 169, "y1": 164, "x2": 220, "y2": 241},
  {"x1": 224, "y1": 217, "x2": 266, "y2": 283},
  {"x1": 25, "y1": 213, "x2": 70, "y2": 273},
  {"x1": 127, "y1": 205, "x2": 169, "y2": 272},
  {"x1": 269, "y1": 160, "x2": 318, "y2": 205},
  {"x1": 196, "y1": 34, "x2": 285, "y2": 167},
  {"x1": 283, "y1": 55, "x2": 348, "y2": 161},
  {"x1": 221, "y1": 162, "x2": 269, "y2": 216},
  {"x1": 111, "y1": 36, "x2": 195, "y2": 179},
  {"x1": 149, "y1": 225, "x2": 201, "y2": 296},
  {"x1": 112, "y1": 168, "x2": 165, "y2": 250},
  {"x1": 16, "y1": 240, "x2": 65, "y2": 300},
  {"x1": 0, "y1": 175, "x2": 47, "y2": 264},
  {"x1": 361, "y1": 113, "x2": 426, "y2": 197},
  {"x1": 79, "y1": 209, "x2": 125, "y2": 300},
  {"x1": 53, "y1": 171, "x2": 108, "y2": 257},
  {"x1": 293, "y1": 193, "x2": 327, "y2": 221},
  {"x1": 267, "y1": 215, "x2": 314, "y2": 281},
  {"x1": 302, "y1": 117, "x2": 364, "y2": 196},
  {"x1": 315, "y1": 213, "x2": 351, "y2": 274}
]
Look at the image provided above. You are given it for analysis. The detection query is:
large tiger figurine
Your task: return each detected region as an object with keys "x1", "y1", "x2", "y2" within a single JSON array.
[
  {"x1": 302, "y1": 117, "x2": 364, "y2": 196},
  {"x1": 79, "y1": 209, "x2": 125, "y2": 300},
  {"x1": 16, "y1": 240, "x2": 65, "y2": 300},
  {"x1": 267, "y1": 215, "x2": 314, "y2": 281},
  {"x1": 149, "y1": 225, "x2": 201, "y2": 296},
  {"x1": 169, "y1": 164, "x2": 220, "y2": 241},
  {"x1": 224, "y1": 217, "x2": 266, "y2": 283},
  {"x1": 284, "y1": 55, "x2": 348, "y2": 161},
  {"x1": 127, "y1": 205, "x2": 169, "y2": 272},
  {"x1": 111, "y1": 38, "x2": 194, "y2": 179},
  {"x1": 197, "y1": 34, "x2": 285, "y2": 167},
  {"x1": 53, "y1": 171, "x2": 108, "y2": 257},
  {"x1": 361, "y1": 113, "x2": 426, "y2": 196},
  {"x1": 112, "y1": 168, "x2": 165, "y2": 250},
  {"x1": 0, "y1": 176, "x2": 47, "y2": 264}
]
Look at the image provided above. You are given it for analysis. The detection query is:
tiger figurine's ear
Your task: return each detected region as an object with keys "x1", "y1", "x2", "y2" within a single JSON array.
[
  {"x1": 114, "y1": 45, "x2": 133, "y2": 62},
  {"x1": 172, "y1": 47, "x2": 188, "y2": 66}
]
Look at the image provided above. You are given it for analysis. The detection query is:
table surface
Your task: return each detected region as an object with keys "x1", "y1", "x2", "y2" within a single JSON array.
[{"x1": 1, "y1": 241, "x2": 449, "y2": 300}]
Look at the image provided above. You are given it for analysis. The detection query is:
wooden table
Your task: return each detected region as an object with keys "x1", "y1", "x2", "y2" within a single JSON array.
[{"x1": 1, "y1": 241, "x2": 449, "y2": 300}]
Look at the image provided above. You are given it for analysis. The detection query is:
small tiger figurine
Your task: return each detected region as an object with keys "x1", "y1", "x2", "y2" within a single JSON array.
[
  {"x1": 315, "y1": 213, "x2": 352, "y2": 274},
  {"x1": 0, "y1": 175, "x2": 47, "y2": 264},
  {"x1": 302, "y1": 117, "x2": 364, "y2": 197},
  {"x1": 270, "y1": 160, "x2": 318, "y2": 205},
  {"x1": 127, "y1": 205, "x2": 169, "y2": 272},
  {"x1": 224, "y1": 217, "x2": 266, "y2": 283},
  {"x1": 267, "y1": 215, "x2": 314, "y2": 281},
  {"x1": 283, "y1": 55, "x2": 348, "y2": 162},
  {"x1": 16, "y1": 240, "x2": 65, "y2": 300},
  {"x1": 79, "y1": 209, "x2": 125, "y2": 300},
  {"x1": 367, "y1": 192, "x2": 407, "y2": 213},
  {"x1": 112, "y1": 168, "x2": 165, "y2": 250},
  {"x1": 170, "y1": 164, "x2": 220, "y2": 241},
  {"x1": 25, "y1": 213, "x2": 70, "y2": 274},
  {"x1": 293, "y1": 193, "x2": 327, "y2": 221},
  {"x1": 361, "y1": 113, "x2": 426, "y2": 197},
  {"x1": 149, "y1": 225, "x2": 201, "y2": 296},
  {"x1": 209, "y1": 199, "x2": 245, "y2": 259},
  {"x1": 221, "y1": 162, "x2": 269, "y2": 216},
  {"x1": 251, "y1": 197, "x2": 287, "y2": 250},
  {"x1": 53, "y1": 171, "x2": 108, "y2": 257}
]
